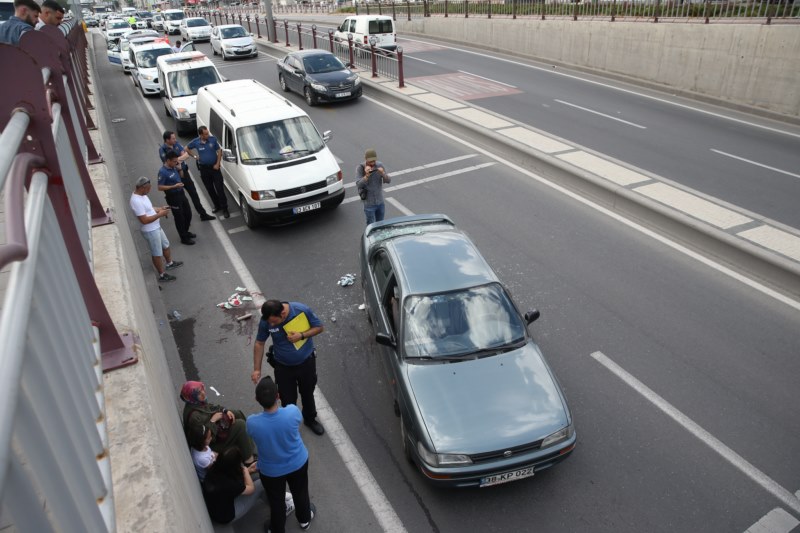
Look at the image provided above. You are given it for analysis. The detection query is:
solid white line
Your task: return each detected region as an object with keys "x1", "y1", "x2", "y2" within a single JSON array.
[
  {"x1": 591, "y1": 351, "x2": 800, "y2": 517},
  {"x1": 555, "y1": 99, "x2": 647, "y2": 129},
  {"x1": 406, "y1": 55, "x2": 436, "y2": 65},
  {"x1": 344, "y1": 154, "x2": 481, "y2": 189},
  {"x1": 364, "y1": 95, "x2": 800, "y2": 313},
  {"x1": 227, "y1": 225, "x2": 249, "y2": 234},
  {"x1": 457, "y1": 70, "x2": 517, "y2": 88},
  {"x1": 711, "y1": 149, "x2": 800, "y2": 180},
  {"x1": 143, "y1": 92, "x2": 406, "y2": 533},
  {"x1": 744, "y1": 508, "x2": 799, "y2": 533},
  {"x1": 399, "y1": 37, "x2": 800, "y2": 140},
  {"x1": 386, "y1": 197, "x2": 414, "y2": 216}
]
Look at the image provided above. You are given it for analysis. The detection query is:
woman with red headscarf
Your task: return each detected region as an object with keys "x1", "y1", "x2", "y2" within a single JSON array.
[{"x1": 180, "y1": 381, "x2": 256, "y2": 470}]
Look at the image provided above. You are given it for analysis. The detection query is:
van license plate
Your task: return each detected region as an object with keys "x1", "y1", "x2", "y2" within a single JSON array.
[
  {"x1": 336, "y1": 91, "x2": 351, "y2": 98},
  {"x1": 293, "y1": 202, "x2": 321, "y2": 214}
]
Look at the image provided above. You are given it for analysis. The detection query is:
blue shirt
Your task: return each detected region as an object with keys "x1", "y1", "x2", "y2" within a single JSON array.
[
  {"x1": 256, "y1": 302, "x2": 322, "y2": 366},
  {"x1": 246, "y1": 405, "x2": 308, "y2": 477},
  {"x1": 159, "y1": 141, "x2": 189, "y2": 172},
  {"x1": 0, "y1": 16, "x2": 34, "y2": 45},
  {"x1": 187, "y1": 136, "x2": 221, "y2": 165},
  {"x1": 157, "y1": 164, "x2": 182, "y2": 188}
]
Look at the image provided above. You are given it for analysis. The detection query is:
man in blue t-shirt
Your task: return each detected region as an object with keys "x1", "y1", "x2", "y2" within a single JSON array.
[
  {"x1": 158, "y1": 150, "x2": 195, "y2": 245},
  {"x1": 187, "y1": 125, "x2": 229, "y2": 218},
  {"x1": 0, "y1": 0, "x2": 40, "y2": 45},
  {"x1": 252, "y1": 300, "x2": 325, "y2": 436},
  {"x1": 247, "y1": 377, "x2": 315, "y2": 533},
  {"x1": 159, "y1": 130, "x2": 215, "y2": 221}
]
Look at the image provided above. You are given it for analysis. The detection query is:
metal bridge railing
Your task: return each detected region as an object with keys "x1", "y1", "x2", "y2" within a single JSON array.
[{"x1": 0, "y1": 20, "x2": 137, "y2": 533}]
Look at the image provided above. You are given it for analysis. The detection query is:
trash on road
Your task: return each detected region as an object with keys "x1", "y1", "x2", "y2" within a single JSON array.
[
  {"x1": 170, "y1": 310, "x2": 182, "y2": 320},
  {"x1": 236, "y1": 313, "x2": 253, "y2": 322},
  {"x1": 235, "y1": 286, "x2": 246, "y2": 292},
  {"x1": 358, "y1": 303, "x2": 366, "y2": 310},
  {"x1": 337, "y1": 273, "x2": 357, "y2": 287},
  {"x1": 209, "y1": 386, "x2": 221, "y2": 396}
]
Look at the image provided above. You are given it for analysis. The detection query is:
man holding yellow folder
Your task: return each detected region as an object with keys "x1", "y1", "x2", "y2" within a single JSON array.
[{"x1": 252, "y1": 300, "x2": 326, "y2": 436}]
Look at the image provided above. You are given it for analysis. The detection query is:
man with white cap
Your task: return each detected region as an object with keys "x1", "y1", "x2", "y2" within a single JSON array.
[{"x1": 129, "y1": 176, "x2": 183, "y2": 282}]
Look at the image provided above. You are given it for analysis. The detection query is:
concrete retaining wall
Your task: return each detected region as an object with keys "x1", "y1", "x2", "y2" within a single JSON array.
[{"x1": 395, "y1": 18, "x2": 800, "y2": 118}]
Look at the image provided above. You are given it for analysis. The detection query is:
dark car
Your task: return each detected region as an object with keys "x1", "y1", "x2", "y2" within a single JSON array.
[
  {"x1": 85, "y1": 15, "x2": 99, "y2": 27},
  {"x1": 360, "y1": 214, "x2": 576, "y2": 488},
  {"x1": 277, "y1": 49, "x2": 362, "y2": 106}
]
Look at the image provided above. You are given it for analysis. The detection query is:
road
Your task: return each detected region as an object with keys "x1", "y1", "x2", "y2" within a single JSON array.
[{"x1": 90, "y1": 31, "x2": 800, "y2": 533}]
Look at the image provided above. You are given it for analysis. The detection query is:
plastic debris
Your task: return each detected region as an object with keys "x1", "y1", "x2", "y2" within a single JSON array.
[
  {"x1": 228, "y1": 293, "x2": 243, "y2": 307},
  {"x1": 358, "y1": 303, "x2": 366, "y2": 310},
  {"x1": 236, "y1": 313, "x2": 253, "y2": 322},
  {"x1": 331, "y1": 316, "x2": 336, "y2": 322},
  {"x1": 241, "y1": 296, "x2": 253, "y2": 301},
  {"x1": 223, "y1": 270, "x2": 230, "y2": 274},
  {"x1": 337, "y1": 273, "x2": 357, "y2": 287},
  {"x1": 171, "y1": 310, "x2": 182, "y2": 320},
  {"x1": 235, "y1": 286, "x2": 246, "y2": 292},
  {"x1": 209, "y1": 386, "x2": 221, "y2": 396}
]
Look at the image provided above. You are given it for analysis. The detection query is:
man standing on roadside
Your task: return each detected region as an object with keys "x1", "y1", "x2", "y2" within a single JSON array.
[
  {"x1": 129, "y1": 176, "x2": 182, "y2": 282},
  {"x1": 35, "y1": 0, "x2": 64, "y2": 28},
  {"x1": 159, "y1": 130, "x2": 216, "y2": 221},
  {"x1": 251, "y1": 300, "x2": 325, "y2": 436},
  {"x1": 0, "y1": 0, "x2": 40, "y2": 45},
  {"x1": 187, "y1": 125, "x2": 229, "y2": 218},
  {"x1": 158, "y1": 150, "x2": 196, "y2": 245},
  {"x1": 247, "y1": 377, "x2": 315, "y2": 533},
  {"x1": 355, "y1": 148, "x2": 391, "y2": 225}
]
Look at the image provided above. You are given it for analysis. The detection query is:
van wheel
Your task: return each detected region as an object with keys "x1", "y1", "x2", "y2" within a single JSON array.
[
  {"x1": 304, "y1": 87, "x2": 317, "y2": 106},
  {"x1": 240, "y1": 193, "x2": 258, "y2": 229},
  {"x1": 279, "y1": 74, "x2": 289, "y2": 92}
]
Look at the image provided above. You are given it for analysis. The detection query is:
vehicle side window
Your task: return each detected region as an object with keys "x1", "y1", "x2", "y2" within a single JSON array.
[
  {"x1": 223, "y1": 123, "x2": 235, "y2": 151},
  {"x1": 338, "y1": 20, "x2": 348, "y2": 32},
  {"x1": 349, "y1": 19, "x2": 356, "y2": 33},
  {"x1": 371, "y1": 251, "x2": 394, "y2": 298},
  {"x1": 291, "y1": 57, "x2": 303, "y2": 71},
  {"x1": 209, "y1": 109, "x2": 223, "y2": 139}
]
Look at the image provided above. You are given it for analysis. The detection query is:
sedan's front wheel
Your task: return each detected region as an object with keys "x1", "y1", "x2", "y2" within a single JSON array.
[
  {"x1": 304, "y1": 86, "x2": 317, "y2": 106},
  {"x1": 400, "y1": 416, "x2": 414, "y2": 464}
]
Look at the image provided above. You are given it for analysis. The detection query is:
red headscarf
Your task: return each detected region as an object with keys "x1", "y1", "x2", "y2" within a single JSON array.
[{"x1": 180, "y1": 381, "x2": 206, "y2": 405}]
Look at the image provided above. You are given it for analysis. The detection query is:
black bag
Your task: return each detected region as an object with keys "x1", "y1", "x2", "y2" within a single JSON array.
[
  {"x1": 266, "y1": 345, "x2": 276, "y2": 368},
  {"x1": 359, "y1": 187, "x2": 368, "y2": 201}
]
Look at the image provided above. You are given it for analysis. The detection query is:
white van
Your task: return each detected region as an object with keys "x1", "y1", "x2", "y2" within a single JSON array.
[
  {"x1": 157, "y1": 52, "x2": 222, "y2": 135},
  {"x1": 196, "y1": 79, "x2": 345, "y2": 227},
  {"x1": 129, "y1": 39, "x2": 175, "y2": 97},
  {"x1": 334, "y1": 15, "x2": 396, "y2": 52},
  {"x1": 162, "y1": 8, "x2": 185, "y2": 35}
]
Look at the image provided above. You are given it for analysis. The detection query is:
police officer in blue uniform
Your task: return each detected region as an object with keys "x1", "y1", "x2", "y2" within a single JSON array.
[
  {"x1": 158, "y1": 151, "x2": 196, "y2": 245},
  {"x1": 187, "y1": 126, "x2": 229, "y2": 219},
  {"x1": 159, "y1": 131, "x2": 215, "y2": 222}
]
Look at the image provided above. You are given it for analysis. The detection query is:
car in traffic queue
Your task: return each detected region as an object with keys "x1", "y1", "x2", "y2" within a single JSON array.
[
  {"x1": 210, "y1": 24, "x2": 257, "y2": 60},
  {"x1": 151, "y1": 13, "x2": 165, "y2": 31},
  {"x1": 128, "y1": 16, "x2": 148, "y2": 30},
  {"x1": 360, "y1": 214, "x2": 576, "y2": 488},
  {"x1": 85, "y1": 15, "x2": 99, "y2": 27},
  {"x1": 180, "y1": 17, "x2": 212, "y2": 42},
  {"x1": 130, "y1": 39, "x2": 182, "y2": 97},
  {"x1": 161, "y1": 8, "x2": 185, "y2": 35},
  {"x1": 277, "y1": 49, "x2": 361, "y2": 106},
  {"x1": 136, "y1": 10, "x2": 154, "y2": 28},
  {"x1": 157, "y1": 51, "x2": 223, "y2": 135},
  {"x1": 104, "y1": 18, "x2": 133, "y2": 41},
  {"x1": 113, "y1": 30, "x2": 164, "y2": 73}
]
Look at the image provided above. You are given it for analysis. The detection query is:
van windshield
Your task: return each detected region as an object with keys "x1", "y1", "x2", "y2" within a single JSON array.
[
  {"x1": 163, "y1": 12, "x2": 184, "y2": 21},
  {"x1": 368, "y1": 19, "x2": 393, "y2": 34},
  {"x1": 237, "y1": 117, "x2": 325, "y2": 164},
  {"x1": 167, "y1": 66, "x2": 220, "y2": 97}
]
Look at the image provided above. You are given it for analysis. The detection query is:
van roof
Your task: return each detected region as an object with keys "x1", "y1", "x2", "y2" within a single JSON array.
[
  {"x1": 346, "y1": 14, "x2": 393, "y2": 20},
  {"x1": 201, "y1": 79, "x2": 304, "y2": 125},
  {"x1": 157, "y1": 52, "x2": 214, "y2": 71}
]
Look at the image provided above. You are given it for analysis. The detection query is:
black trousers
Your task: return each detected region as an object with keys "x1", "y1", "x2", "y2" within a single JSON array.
[
  {"x1": 180, "y1": 169, "x2": 209, "y2": 216},
  {"x1": 260, "y1": 460, "x2": 311, "y2": 533},
  {"x1": 275, "y1": 354, "x2": 317, "y2": 423},
  {"x1": 165, "y1": 191, "x2": 192, "y2": 240},
  {"x1": 198, "y1": 164, "x2": 227, "y2": 210}
]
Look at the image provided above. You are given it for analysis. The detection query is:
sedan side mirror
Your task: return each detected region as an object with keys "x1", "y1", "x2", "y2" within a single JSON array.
[
  {"x1": 375, "y1": 332, "x2": 395, "y2": 348},
  {"x1": 524, "y1": 309, "x2": 541, "y2": 325},
  {"x1": 322, "y1": 130, "x2": 332, "y2": 142},
  {"x1": 222, "y1": 148, "x2": 237, "y2": 163}
]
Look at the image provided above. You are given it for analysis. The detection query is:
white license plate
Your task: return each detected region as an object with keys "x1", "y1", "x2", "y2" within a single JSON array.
[
  {"x1": 335, "y1": 91, "x2": 351, "y2": 98},
  {"x1": 293, "y1": 202, "x2": 321, "y2": 214},
  {"x1": 479, "y1": 466, "x2": 535, "y2": 488}
]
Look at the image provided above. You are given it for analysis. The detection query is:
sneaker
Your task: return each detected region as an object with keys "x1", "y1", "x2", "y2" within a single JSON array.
[
  {"x1": 299, "y1": 503, "x2": 316, "y2": 530},
  {"x1": 165, "y1": 261, "x2": 183, "y2": 270},
  {"x1": 200, "y1": 214, "x2": 215, "y2": 221},
  {"x1": 158, "y1": 272, "x2": 176, "y2": 282}
]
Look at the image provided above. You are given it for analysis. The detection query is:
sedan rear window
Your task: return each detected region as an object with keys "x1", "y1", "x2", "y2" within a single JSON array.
[
  {"x1": 187, "y1": 18, "x2": 209, "y2": 27},
  {"x1": 403, "y1": 284, "x2": 526, "y2": 358},
  {"x1": 220, "y1": 26, "x2": 247, "y2": 39},
  {"x1": 167, "y1": 66, "x2": 221, "y2": 97}
]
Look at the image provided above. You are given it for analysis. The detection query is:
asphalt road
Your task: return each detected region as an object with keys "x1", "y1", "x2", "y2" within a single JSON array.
[{"x1": 91, "y1": 31, "x2": 800, "y2": 533}]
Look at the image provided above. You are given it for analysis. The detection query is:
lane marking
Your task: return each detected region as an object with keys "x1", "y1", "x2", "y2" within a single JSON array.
[
  {"x1": 591, "y1": 351, "x2": 800, "y2": 516},
  {"x1": 343, "y1": 154, "x2": 480, "y2": 189},
  {"x1": 744, "y1": 508, "x2": 799, "y2": 533},
  {"x1": 399, "y1": 37, "x2": 800, "y2": 140},
  {"x1": 555, "y1": 99, "x2": 647, "y2": 129},
  {"x1": 386, "y1": 197, "x2": 414, "y2": 216},
  {"x1": 228, "y1": 225, "x2": 248, "y2": 234},
  {"x1": 711, "y1": 149, "x2": 800, "y2": 180},
  {"x1": 141, "y1": 86, "x2": 407, "y2": 533},
  {"x1": 406, "y1": 55, "x2": 436, "y2": 65},
  {"x1": 458, "y1": 70, "x2": 517, "y2": 88},
  {"x1": 364, "y1": 94, "x2": 800, "y2": 313}
]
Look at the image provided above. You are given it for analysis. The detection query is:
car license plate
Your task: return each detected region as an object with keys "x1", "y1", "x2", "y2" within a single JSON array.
[
  {"x1": 335, "y1": 91, "x2": 351, "y2": 98},
  {"x1": 293, "y1": 202, "x2": 321, "y2": 214},
  {"x1": 479, "y1": 467, "x2": 535, "y2": 488}
]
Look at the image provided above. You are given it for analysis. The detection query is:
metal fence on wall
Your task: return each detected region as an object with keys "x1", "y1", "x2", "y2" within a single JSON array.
[{"x1": 0, "y1": 20, "x2": 136, "y2": 533}]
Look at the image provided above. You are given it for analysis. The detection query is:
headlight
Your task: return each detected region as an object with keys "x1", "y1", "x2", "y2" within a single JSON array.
[
  {"x1": 310, "y1": 83, "x2": 327, "y2": 92},
  {"x1": 142, "y1": 73, "x2": 155, "y2": 81},
  {"x1": 325, "y1": 170, "x2": 342, "y2": 185},
  {"x1": 252, "y1": 190, "x2": 276, "y2": 201},
  {"x1": 348, "y1": 75, "x2": 360, "y2": 85},
  {"x1": 541, "y1": 423, "x2": 574, "y2": 448},
  {"x1": 176, "y1": 108, "x2": 191, "y2": 119},
  {"x1": 417, "y1": 442, "x2": 472, "y2": 467}
]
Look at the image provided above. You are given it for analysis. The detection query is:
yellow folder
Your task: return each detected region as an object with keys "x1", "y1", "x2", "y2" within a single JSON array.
[{"x1": 283, "y1": 312, "x2": 310, "y2": 350}]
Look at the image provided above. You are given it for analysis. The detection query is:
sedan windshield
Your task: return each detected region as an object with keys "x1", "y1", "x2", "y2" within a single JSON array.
[
  {"x1": 108, "y1": 20, "x2": 129, "y2": 29},
  {"x1": 403, "y1": 283, "x2": 526, "y2": 358},
  {"x1": 302, "y1": 54, "x2": 346, "y2": 74},
  {"x1": 136, "y1": 48, "x2": 172, "y2": 69},
  {"x1": 220, "y1": 26, "x2": 247, "y2": 39},
  {"x1": 167, "y1": 66, "x2": 221, "y2": 97},
  {"x1": 237, "y1": 117, "x2": 325, "y2": 164},
  {"x1": 187, "y1": 18, "x2": 209, "y2": 27},
  {"x1": 163, "y1": 12, "x2": 184, "y2": 21}
]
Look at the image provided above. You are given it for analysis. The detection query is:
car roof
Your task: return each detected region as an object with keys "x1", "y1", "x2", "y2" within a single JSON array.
[
  {"x1": 216, "y1": 24, "x2": 245, "y2": 29},
  {"x1": 347, "y1": 15, "x2": 393, "y2": 20},
  {"x1": 289, "y1": 49, "x2": 335, "y2": 59},
  {"x1": 386, "y1": 229, "x2": 498, "y2": 295},
  {"x1": 185, "y1": 17, "x2": 208, "y2": 22}
]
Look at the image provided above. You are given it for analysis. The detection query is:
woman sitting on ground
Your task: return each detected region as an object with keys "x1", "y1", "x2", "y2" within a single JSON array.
[{"x1": 179, "y1": 381, "x2": 256, "y2": 468}]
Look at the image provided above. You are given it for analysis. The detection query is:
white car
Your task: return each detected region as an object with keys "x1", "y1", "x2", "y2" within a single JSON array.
[
  {"x1": 130, "y1": 41, "x2": 183, "y2": 97},
  {"x1": 119, "y1": 30, "x2": 163, "y2": 73},
  {"x1": 180, "y1": 17, "x2": 212, "y2": 42},
  {"x1": 161, "y1": 9, "x2": 184, "y2": 35},
  {"x1": 104, "y1": 18, "x2": 133, "y2": 41},
  {"x1": 210, "y1": 24, "x2": 257, "y2": 60},
  {"x1": 151, "y1": 13, "x2": 165, "y2": 31}
]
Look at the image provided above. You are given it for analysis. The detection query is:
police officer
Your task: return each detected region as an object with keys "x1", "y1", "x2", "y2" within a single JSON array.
[
  {"x1": 158, "y1": 151, "x2": 196, "y2": 245},
  {"x1": 159, "y1": 131, "x2": 215, "y2": 222},
  {"x1": 187, "y1": 126, "x2": 229, "y2": 219}
]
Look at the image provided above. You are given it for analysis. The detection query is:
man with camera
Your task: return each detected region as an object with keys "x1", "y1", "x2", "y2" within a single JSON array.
[{"x1": 355, "y1": 148, "x2": 391, "y2": 225}]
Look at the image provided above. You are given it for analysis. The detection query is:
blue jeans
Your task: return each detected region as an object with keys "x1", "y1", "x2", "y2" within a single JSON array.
[{"x1": 364, "y1": 202, "x2": 385, "y2": 225}]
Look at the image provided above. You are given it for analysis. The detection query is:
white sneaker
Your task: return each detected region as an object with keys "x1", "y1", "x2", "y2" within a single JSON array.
[
  {"x1": 299, "y1": 503, "x2": 316, "y2": 530},
  {"x1": 285, "y1": 492, "x2": 295, "y2": 516}
]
